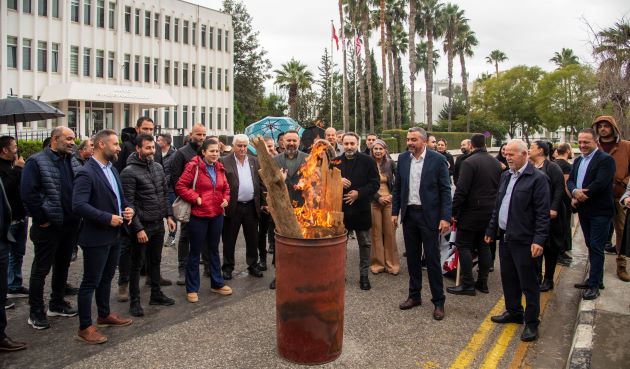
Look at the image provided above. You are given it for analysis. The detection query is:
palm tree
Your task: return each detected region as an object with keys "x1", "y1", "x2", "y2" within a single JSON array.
[
  {"x1": 415, "y1": 41, "x2": 440, "y2": 125},
  {"x1": 408, "y1": 0, "x2": 418, "y2": 125},
  {"x1": 344, "y1": 2, "x2": 367, "y2": 135},
  {"x1": 338, "y1": 0, "x2": 351, "y2": 131},
  {"x1": 392, "y1": 24, "x2": 408, "y2": 128},
  {"x1": 385, "y1": 0, "x2": 407, "y2": 128},
  {"x1": 441, "y1": 3, "x2": 466, "y2": 131},
  {"x1": 417, "y1": 0, "x2": 444, "y2": 130},
  {"x1": 486, "y1": 49, "x2": 508, "y2": 77},
  {"x1": 455, "y1": 23, "x2": 478, "y2": 132},
  {"x1": 550, "y1": 48, "x2": 579, "y2": 68},
  {"x1": 274, "y1": 59, "x2": 314, "y2": 120},
  {"x1": 380, "y1": 0, "x2": 388, "y2": 130},
  {"x1": 359, "y1": 0, "x2": 375, "y2": 133}
]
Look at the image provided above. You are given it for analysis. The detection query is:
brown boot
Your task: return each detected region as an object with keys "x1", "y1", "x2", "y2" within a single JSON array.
[
  {"x1": 117, "y1": 283, "x2": 129, "y2": 302},
  {"x1": 617, "y1": 256, "x2": 630, "y2": 282}
]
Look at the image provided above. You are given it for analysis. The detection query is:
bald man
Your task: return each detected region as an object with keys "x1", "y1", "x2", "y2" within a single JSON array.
[{"x1": 325, "y1": 127, "x2": 341, "y2": 156}]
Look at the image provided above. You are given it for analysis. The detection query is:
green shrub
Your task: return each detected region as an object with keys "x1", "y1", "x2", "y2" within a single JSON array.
[
  {"x1": 381, "y1": 137, "x2": 399, "y2": 153},
  {"x1": 17, "y1": 140, "x2": 44, "y2": 159},
  {"x1": 381, "y1": 129, "x2": 491, "y2": 151}
]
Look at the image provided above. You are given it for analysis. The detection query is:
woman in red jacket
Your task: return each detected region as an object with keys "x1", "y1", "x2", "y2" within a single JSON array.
[{"x1": 176, "y1": 139, "x2": 231, "y2": 303}]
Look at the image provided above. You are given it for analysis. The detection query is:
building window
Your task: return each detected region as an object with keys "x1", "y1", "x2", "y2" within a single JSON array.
[
  {"x1": 173, "y1": 107, "x2": 178, "y2": 128},
  {"x1": 209, "y1": 107, "x2": 213, "y2": 129},
  {"x1": 8, "y1": 1, "x2": 17, "y2": 10},
  {"x1": 144, "y1": 57, "x2": 150, "y2": 82},
  {"x1": 192, "y1": 22, "x2": 197, "y2": 45},
  {"x1": 108, "y1": 51, "x2": 114, "y2": 78},
  {"x1": 135, "y1": 9, "x2": 140, "y2": 35},
  {"x1": 217, "y1": 68, "x2": 222, "y2": 90},
  {"x1": 192, "y1": 106, "x2": 196, "y2": 124},
  {"x1": 201, "y1": 106, "x2": 206, "y2": 124},
  {"x1": 201, "y1": 25, "x2": 206, "y2": 47},
  {"x1": 145, "y1": 11, "x2": 151, "y2": 37},
  {"x1": 218, "y1": 29, "x2": 222, "y2": 51},
  {"x1": 183, "y1": 106, "x2": 188, "y2": 129},
  {"x1": 174, "y1": 19, "x2": 179, "y2": 42},
  {"x1": 154, "y1": 13, "x2": 159, "y2": 38},
  {"x1": 96, "y1": 49, "x2": 104, "y2": 77},
  {"x1": 23, "y1": 0, "x2": 31, "y2": 14},
  {"x1": 217, "y1": 107, "x2": 222, "y2": 130},
  {"x1": 83, "y1": 47, "x2": 91, "y2": 76},
  {"x1": 84, "y1": 0, "x2": 91, "y2": 25},
  {"x1": 192, "y1": 64, "x2": 196, "y2": 87},
  {"x1": 7, "y1": 36, "x2": 18, "y2": 69},
  {"x1": 209, "y1": 67, "x2": 213, "y2": 89},
  {"x1": 124, "y1": 6, "x2": 131, "y2": 32},
  {"x1": 38, "y1": 0, "x2": 47, "y2": 16},
  {"x1": 134, "y1": 55, "x2": 139, "y2": 81},
  {"x1": 154, "y1": 58, "x2": 158, "y2": 83},
  {"x1": 22, "y1": 39, "x2": 32, "y2": 71},
  {"x1": 209, "y1": 27, "x2": 214, "y2": 49},
  {"x1": 108, "y1": 2, "x2": 115, "y2": 29},
  {"x1": 225, "y1": 31, "x2": 229, "y2": 52},
  {"x1": 225, "y1": 69, "x2": 229, "y2": 91},
  {"x1": 225, "y1": 107, "x2": 228, "y2": 129},
  {"x1": 183, "y1": 63, "x2": 188, "y2": 86},
  {"x1": 201, "y1": 66, "x2": 206, "y2": 88},
  {"x1": 164, "y1": 16, "x2": 170, "y2": 40},
  {"x1": 97, "y1": 0, "x2": 104, "y2": 27},
  {"x1": 37, "y1": 41, "x2": 47, "y2": 72},
  {"x1": 52, "y1": 0, "x2": 59, "y2": 17},
  {"x1": 164, "y1": 60, "x2": 170, "y2": 84},
  {"x1": 71, "y1": 0, "x2": 79, "y2": 22},
  {"x1": 183, "y1": 21, "x2": 189, "y2": 44},
  {"x1": 70, "y1": 45, "x2": 79, "y2": 74},
  {"x1": 51, "y1": 43, "x2": 59, "y2": 72},
  {"x1": 124, "y1": 54, "x2": 130, "y2": 80},
  {"x1": 174, "y1": 62, "x2": 179, "y2": 85}
]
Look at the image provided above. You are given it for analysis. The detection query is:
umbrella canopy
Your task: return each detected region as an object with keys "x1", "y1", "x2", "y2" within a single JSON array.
[
  {"x1": 244, "y1": 117, "x2": 303, "y2": 142},
  {"x1": 0, "y1": 96, "x2": 65, "y2": 125}
]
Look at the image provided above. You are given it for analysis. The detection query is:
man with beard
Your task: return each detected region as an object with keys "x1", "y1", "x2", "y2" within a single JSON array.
[
  {"x1": 21, "y1": 127, "x2": 81, "y2": 330},
  {"x1": 72, "y1": 129, "x2": 134, "y2": 344},
  {"x1": 363, "y1": 133, "x2": 378, "y2": 154},
  {"x1": 453, "y1": 139, "x2": 472, "y2": 185},
  {"x1": 427, "y1": 134, "x2": 437, "y2": 151},
  {"x1": 269, "y1": 130, "x2": 308, "y2": 289},
  {"x1": 326, "y1": 127, "x2": 342, "y2": 156},
  {"x1": 169, "y1": 124, "x2": 207, "y2": 285},
  {"x1": 592, "y1": 116, "x2": 630, "y2": 282},
  {"x1": 120, "y1": 135, "x2": 177, "y2": 317},
  {"x1": 332, "y1": 132, "x2": 379, "y2": 290},
  {"x1": 115, "y1": 116, "x2": 163, "y2": 173}
]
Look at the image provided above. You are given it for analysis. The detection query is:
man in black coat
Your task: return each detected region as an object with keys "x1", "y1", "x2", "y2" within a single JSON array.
[
  {"x1": 453, "y1": 139, "x2": 472, "y2": 185},
  {"x1": 332, "y1": 132, "x2": 379, "y2": 291},
  {"x1": 485, "y1": 139, "x2": 550, "y2": 342},
  {"x1": 448, "y1": 134, "x2": 501, "y2": 296},
  {"x1": 114, "y1": 116, "x2": 163, "y2": 173},
  {"x1": 120, "y1": 135, "x2": 177, "y2": 317}
]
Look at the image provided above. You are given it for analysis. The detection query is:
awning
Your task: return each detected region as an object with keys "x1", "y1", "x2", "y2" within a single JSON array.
[{"x1": 39, "y1": 82, "x2": 177, "y2": 107}]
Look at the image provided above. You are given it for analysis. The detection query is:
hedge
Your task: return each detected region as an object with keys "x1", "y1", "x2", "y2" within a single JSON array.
[
  {"x1": 380, "y1": 129, "x2": 491, "y2": 152},
  {"x1": 381, "y1": 137, "x2": 398, "y2": 153},
  {"x1": 17, "y1": 140, "x2": 45, "y2": 159}
]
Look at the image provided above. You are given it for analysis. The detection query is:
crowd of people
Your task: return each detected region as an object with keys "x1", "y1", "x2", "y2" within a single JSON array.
[{"x1": 1, "y1": 114, "x2": 629, "y2": 352}]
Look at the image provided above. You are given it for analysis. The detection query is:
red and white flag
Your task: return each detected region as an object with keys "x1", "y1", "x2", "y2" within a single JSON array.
[{"x1": 331, "y1": 24, "x2": 339, "y2": 50}]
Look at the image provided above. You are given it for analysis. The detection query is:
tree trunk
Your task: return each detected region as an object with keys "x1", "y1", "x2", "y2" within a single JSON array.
[
  {"x1": 426, "y1": 29, "x2": 434, "y2": 130},
  {"x1": 339, "y1": 0, "x2": 350, "y2": 132},
  {"x1": 459, "y1": 52, "x2": 470, "y2": 132},
  {"x1": 380, "y1": 0, "x2": 388, "y2": 131},
  {"x1": 394, "y1": 56, "x2": 403, "y2": 128},
  {"x1": 386, "y1": 30, "x2": 396, "y2": 128},
  {"x1": 361, "y1": 9, "x2": 375, "y2": 134},
  {"x1": 447, "y1": 46, "x2": 454, "y2": 132},
  {"x1": 356, "y1": 48, "x2": 367, "y2": 135},
  {"x1": 288, "y1": 85, "x2": 298, "y2": 120},
  {"x1": 408, "y1": 0, "x2": 416, "y2": 126},
  {"x1": 495, "y1": 61, "x2": 499, "y2": 77}
]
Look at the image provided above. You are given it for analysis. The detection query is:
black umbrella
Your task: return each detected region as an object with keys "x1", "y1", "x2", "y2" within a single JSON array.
[{"x1": 0, "y1": 96, "x2": 65, "y2": 145}]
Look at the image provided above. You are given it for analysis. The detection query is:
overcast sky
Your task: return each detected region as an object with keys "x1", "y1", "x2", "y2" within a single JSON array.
[{"x1": 196, "y1": 0, "x2": 629, "y2": 92}]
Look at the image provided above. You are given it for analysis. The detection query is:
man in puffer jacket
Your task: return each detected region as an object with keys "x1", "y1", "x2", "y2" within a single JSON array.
[{"x1": 120, "y1": 134, "x2": 177, "y2": 317}]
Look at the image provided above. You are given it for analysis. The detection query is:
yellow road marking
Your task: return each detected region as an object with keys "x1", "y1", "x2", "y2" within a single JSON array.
[{"x1": 480, "y1": 322, "x2": 520, "y2": 369}]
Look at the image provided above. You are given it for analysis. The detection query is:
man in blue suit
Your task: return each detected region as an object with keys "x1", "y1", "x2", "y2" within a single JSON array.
[
  {"x1": 72, "y1": 129, "x2": 135, "y2": 344},
  {"x1": 568, "y1": 128, "x2": 616, "y2": 300},
  {"x1": 392, "y1": 127, "x2": 452, "y2": 320}
]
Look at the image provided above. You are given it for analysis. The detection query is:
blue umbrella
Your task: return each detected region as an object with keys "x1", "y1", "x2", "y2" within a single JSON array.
[{"x1": 244, "y1": 117, "x2": 304, "y2": 154}]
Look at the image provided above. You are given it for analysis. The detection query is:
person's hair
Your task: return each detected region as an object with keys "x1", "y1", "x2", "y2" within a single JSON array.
[
  {"x1": 579, "y1": 128, "x2": 597, "y2": 140},
  {"x1": 556, "y1": 142, "x2": 572, "y2": 156},
  {"x1": 158, "y1": 132, "x2": 172, "y2": 145},
  {"x1": 507, "y1": 139, "x2": 528, "y2": 154},
  {"x1": 135, "y1": 134, "x2": 154, "y2": 147},
  {"x1": 232, "y1": 134, "x2": 249, "y2": 145},
  {"x1": 533, "y1": 140, "x2": 551, "y2": 157},
  {"x1": 198, "y1": 138, "x2": 219, "y2": 156},
  {"x1": 408, "y1": 126, "x2": 428, "y2": 140},
  {"x1": 437, "y1": 138, "x2": 448, "y2": 145},
  {"x1": 470, "y1": 134, "x2": 486, "y2": 148},
  {"x1": 42, "y1": 137, "x2": 51, "y2": 148},
  {"x1": 93, "y1": 129, "x2": 117, "y2": 148},
  {"x1": 0, "y1": 136, "x2": 15, "y2": 152},
  {"x1": 336, "y1": 130, "x2": 345, "y2": 135},
  {"x1": 136, "y1": 116, "x2": 153, "y2": 127},
  {"x1": 342, "y1": 132, "x2": 360, "y2": 142},
  {"x1": 284, "y1": 129, "x2": 299, "y2": 136},
  {"x1": 50, "y1": 126, "x2": 65, "y2": 139},
  {"x1": 264, "y1": 136, "x2": 275, "y2": 144},
  {"x1": 366, "y1": 132, "x2": 378, "y2": 138},
  {"x1": 77, "y1": 139, "x2": 91, "y2": 151}
]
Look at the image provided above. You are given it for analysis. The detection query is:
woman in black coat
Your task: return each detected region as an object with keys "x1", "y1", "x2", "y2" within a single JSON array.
[{"x1": 436, "y1": 138, "x2": 455, "y2": 178}]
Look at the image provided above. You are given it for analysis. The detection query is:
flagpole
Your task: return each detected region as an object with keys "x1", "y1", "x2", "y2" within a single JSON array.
[
  {"x1": 354, "y1": 40, "x2": 357, "y2": 134},
  {"x1": 330, "y1": 20, "x2": 334, "y2": 127}
]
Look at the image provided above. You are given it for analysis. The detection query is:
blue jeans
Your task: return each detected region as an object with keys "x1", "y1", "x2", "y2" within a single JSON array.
[
  {"x1": 578, "y1": 215, "x2": 610, "y2": 289},
  {"x1": 186, "y1": 215, "x2": 224, "y2": 293},
  {"x1": 7, "y1": 219, "x2": 28, "y2": 291}
]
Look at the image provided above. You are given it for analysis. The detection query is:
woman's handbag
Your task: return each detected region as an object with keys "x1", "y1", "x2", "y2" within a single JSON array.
[{"x1": 172, "y1": 166, "x2": 199, "y2": 223}]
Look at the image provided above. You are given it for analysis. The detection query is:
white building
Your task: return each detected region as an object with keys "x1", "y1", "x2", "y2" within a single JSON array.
[
  {"x1": 408, "y1": 89, "x2": 449, "y2": 125},
  {"x1": 1, "y1": 0, "x2": 233, "y2": 139}
]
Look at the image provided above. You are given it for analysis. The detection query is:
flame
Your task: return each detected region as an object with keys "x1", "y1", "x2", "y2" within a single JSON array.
[{"x1": 293, "y1": 140, "x2": 335, "y2": 237}]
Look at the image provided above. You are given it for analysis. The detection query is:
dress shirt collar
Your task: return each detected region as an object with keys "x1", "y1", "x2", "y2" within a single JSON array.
[
  {"x1": 582, "y1": 148, "x2": 598, "y2": 161},
  {"x1": 508, "y1": 161, "x2": 529, "y2": 177},
  {"x1": 410, "y1": 147, "x2": 426, "y2": 162}
]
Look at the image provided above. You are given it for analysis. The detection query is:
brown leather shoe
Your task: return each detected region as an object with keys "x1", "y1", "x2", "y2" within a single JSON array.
[
  {"x1": 77, "y1": 325, "x2": 107, "y2": 344},
  {"x1": 433, "y1": 305, "x2": 445, "y2": 321},
  {"x1": 96, "y1": 313, "x2": 133, "y2": 328},
  {"x1": 399, "y1": 298, "x2": 422, "y2": 310}
]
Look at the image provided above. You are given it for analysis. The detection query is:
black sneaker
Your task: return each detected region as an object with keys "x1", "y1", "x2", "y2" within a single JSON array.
[
  {"x1": 604, "y1": 244, "x2": 617, "y2": 254},
  {"x1": 149, "y1": 292, "x2": 175, "y2": 306},
  {"x1": 7, "y1": 287, "x2": 30, "y2": 298},
  {"x1": 130, "y1": 301, "x2": 144, "y2": 317},
  {"x1": 28, "y1": 311, "x2": 51, "y2": 330},
  {"x1": 47, "y1": 301, "x2": 78, "y2": 317}
]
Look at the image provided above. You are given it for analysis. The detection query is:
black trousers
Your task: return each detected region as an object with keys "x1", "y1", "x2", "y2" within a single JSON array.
[
  {"x1": 455, "y1": 228, "x2": 491, "y2": 287},
  {"x1": 129, "y1": 222, "x2": 165, "y2": 301},
  {"x1": 499, "y1": 236, "x2": 540, "y2": 325},
  {"x1": 0, "y1": 240, "x2": 8, "y2": 339},
  {"x1": 222, "y1": 201, "x2": 259, "y2": 273},
  {"x1": 28, "y1": 222, "x2": 79, "y2": 313},
  {"x1": 538, "y1": 215, "x2": 565, "y2": 281},
  {"x1": 258, "y1": 210, "x2": 273, "y2": 262},
  {"x1": 402, "y1": 207, "x2": 445, "y2": 306}
]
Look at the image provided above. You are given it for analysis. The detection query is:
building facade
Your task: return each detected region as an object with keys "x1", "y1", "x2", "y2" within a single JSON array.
[{"x1": 1, "y1": 0, "x2": 233, "y2": 139}]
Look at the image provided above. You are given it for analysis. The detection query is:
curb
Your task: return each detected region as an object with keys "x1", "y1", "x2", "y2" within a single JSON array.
[{"x1": 565, "y1": 261, "x2": 594, "y2": 369}]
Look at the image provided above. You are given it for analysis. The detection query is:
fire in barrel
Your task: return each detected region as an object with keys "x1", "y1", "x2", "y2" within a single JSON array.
[{"x1": 253, "y1": 137, "x2": 347, "y2": 365}]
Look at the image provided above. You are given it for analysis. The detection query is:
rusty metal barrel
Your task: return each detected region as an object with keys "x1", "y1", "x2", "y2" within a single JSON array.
[{"x1": 275, "y1": 232, "x2": 347, "y2": 365}]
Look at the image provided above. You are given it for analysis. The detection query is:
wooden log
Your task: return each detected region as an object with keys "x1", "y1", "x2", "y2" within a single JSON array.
[{"x1": 252, "y1": 137, "x2": 303, "y2": 239}]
